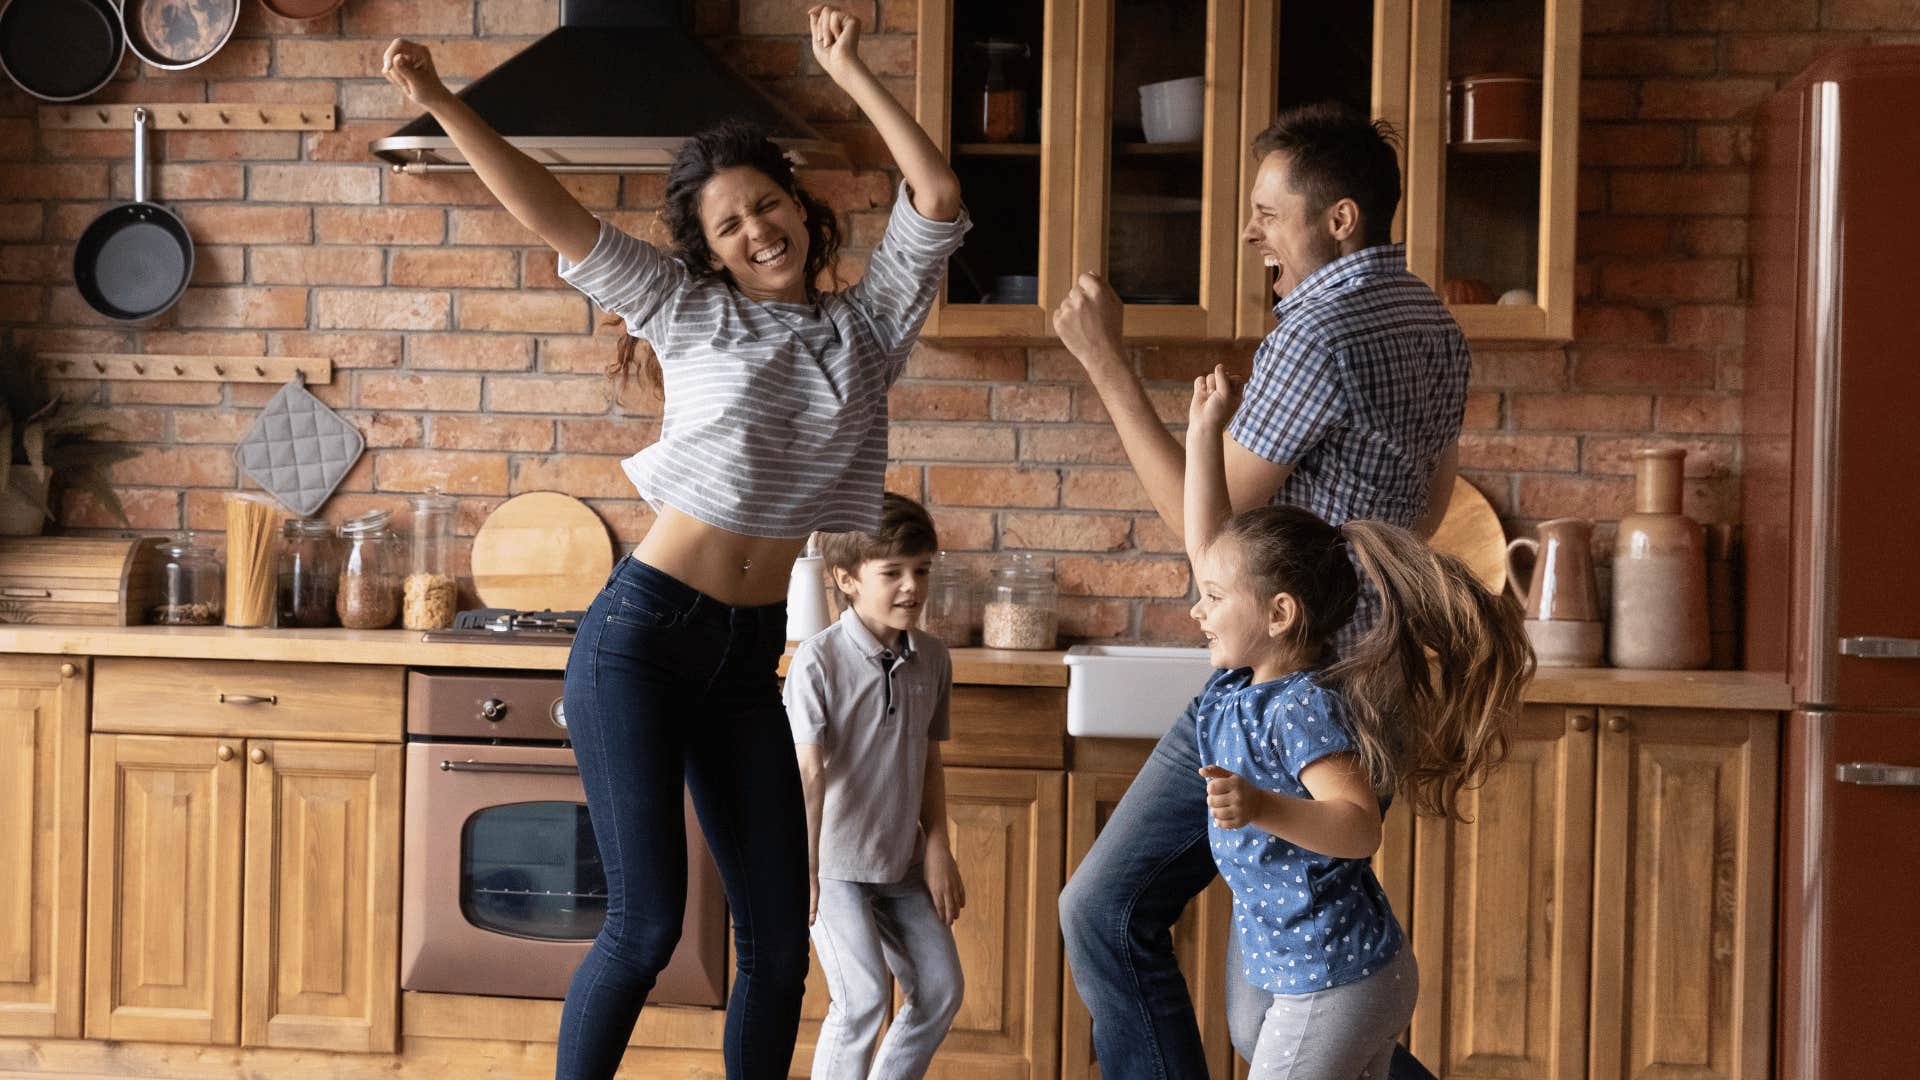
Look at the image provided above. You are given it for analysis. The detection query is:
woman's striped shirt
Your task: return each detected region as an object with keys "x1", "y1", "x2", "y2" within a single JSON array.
[{"x1": 557, "y1": 182, "x2": 970, "y2": 538}]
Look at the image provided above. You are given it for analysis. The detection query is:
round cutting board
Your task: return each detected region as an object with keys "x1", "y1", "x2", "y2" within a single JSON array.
[
  {"x1": 1429, "y1": 475, "x2": 1507, "y2": 596},
  {"x1": 469, "y1": 492, "x2": 615, "y2": 612}
]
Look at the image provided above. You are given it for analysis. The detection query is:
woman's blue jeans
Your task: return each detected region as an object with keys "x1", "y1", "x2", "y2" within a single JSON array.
[
  {"x1": 556, "y1": 558, "x2": 810, "y2": 1080},
  {"x1": 1058, "y1": 699, "x2": 1437, "y2": 1080}
]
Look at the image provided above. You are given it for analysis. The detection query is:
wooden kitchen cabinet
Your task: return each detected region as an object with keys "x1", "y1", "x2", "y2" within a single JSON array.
[
  {"x1": 0, "y1": 656, "x2": 88, "y2": 1039},
  {"x1": 1403, "y1": 0, "x2": 1581, "y2": 341},
  {"x1": 86, "y1": 660, "x2": 403, "y2": 1052},
  {"x1": 793, "y1": 766, "x2": 1064, "y2": 1080},
  {"x1": 1410, "y1": 705, "x2": 1776, "y2": 1080}
]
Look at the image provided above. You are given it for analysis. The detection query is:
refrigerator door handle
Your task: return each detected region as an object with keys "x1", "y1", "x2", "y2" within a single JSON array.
[
  {"x1": 1838, "y1": 636, "x2": 1920, "y2": 658},
  {"x1": 1835, "y1": 762, "x2": 1920, "y2": 787}
]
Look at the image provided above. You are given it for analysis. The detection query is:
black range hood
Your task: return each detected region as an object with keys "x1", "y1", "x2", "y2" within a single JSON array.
[{"x1": 370, "y1": 0, "x2": 846, "y2": 173}]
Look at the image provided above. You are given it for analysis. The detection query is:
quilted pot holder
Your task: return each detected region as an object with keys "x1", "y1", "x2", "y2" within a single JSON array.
[{"x1": 232, "y1": 376, "x2": 365, "y2": 517}]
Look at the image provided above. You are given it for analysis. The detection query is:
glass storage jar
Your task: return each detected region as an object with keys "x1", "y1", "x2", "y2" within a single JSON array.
[
  {"x1": 277, "y1": 517, "x2": 338, "y2": 628},
  {"x1": 982, "y1": 552, "x2": 1058, "y2": 650},
  {"x1": 920, "y1": 551, "x2": 977, "y2": 648},
  {"x1": 148, "y1": 534, "x2": 222, "y2": 625},
  {"x1": 402, "y1": 493, "x2": 458, "y2": 630},
  {"x1": 336, "y1": 509, "x2": 400, "y2": 630}
]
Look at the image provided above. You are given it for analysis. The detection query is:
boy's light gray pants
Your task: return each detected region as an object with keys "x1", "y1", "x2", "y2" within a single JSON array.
[{"x1": 809, "y1": 874, "x2": 965, "y2": 1080}]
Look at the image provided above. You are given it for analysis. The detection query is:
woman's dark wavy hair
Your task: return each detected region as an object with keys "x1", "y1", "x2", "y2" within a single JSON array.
[{"x1": 610, "y1": 119, "x2": 843, "y2": 391}]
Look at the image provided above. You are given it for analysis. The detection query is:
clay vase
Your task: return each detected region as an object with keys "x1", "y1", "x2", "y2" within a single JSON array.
[
  {"x1": 1506, "y1": 517, "x2": 1604, "y2": 666},
  {"x1": 1610, "y1": 448, "x2": 1710, "y2": 669}
]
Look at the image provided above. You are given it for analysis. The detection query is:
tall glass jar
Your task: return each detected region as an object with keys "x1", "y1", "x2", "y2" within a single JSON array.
[
  {"x1": 920, "y1": 551, "x2": 977, "y2": 648},
  {"x1": 277, "y1": 518, "x2": 338, "y2": 628},
  {"x1": 403, "y1": 493, "x2": 458, "y2": 630},
  {"x1": 336, "y1": 509, "x2": 400, "y2": 630},
  {"x1": 148, "y1": 534, "x2": 223, "y2": 626},
  {"x1": 982, "y1": 552, "x2": 1058, "y2": 650}
]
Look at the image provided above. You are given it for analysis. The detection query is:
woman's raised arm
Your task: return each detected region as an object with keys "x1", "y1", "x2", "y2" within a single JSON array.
[
  {"x1": 382, "y1": 39, "x2": 601, "y2": 263},
  {"x1": 809, "y1": 6, "x2": 963, "y2": 222}
]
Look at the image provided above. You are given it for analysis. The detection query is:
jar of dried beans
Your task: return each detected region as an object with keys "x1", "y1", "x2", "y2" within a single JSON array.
[
  {"x1": 336, "y1": 509, "x2": 400, "y2": 630},
  {"x1": 277, "y1": 517, "x2": 338, "y2": 628}
]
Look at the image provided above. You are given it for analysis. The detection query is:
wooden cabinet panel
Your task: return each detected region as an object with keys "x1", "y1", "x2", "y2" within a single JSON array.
[
  {"x1": 93, "y1": 658, "x2": 403, "y2": 742},
  {"x1": 1062, "y1": 767, "x2": 1238, "y2": 1080},
  {"x1": 85, "y1": 733, "x2": 245, "y2": 1045},
  {"x1": 0, "y1": 656, "x2": 87, "y2": 1038},
  {"x1": 1588, "y1": 709, "x2": 1775, "y2": 1080},
  {"x1": 242, "y1": 740, "x2": 402, "y2": 1053},
  {"x1": 1411, "y1": 704, "x2": 1595, "y2": 1080},
  {"x1": 947, "y1": 687, "x2": 1068, "y2": 770}
]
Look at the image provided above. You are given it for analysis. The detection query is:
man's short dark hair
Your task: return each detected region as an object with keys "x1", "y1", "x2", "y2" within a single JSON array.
[
  {"x1": 819, "y1": 493, "x2": 939, "y2": 581},
  {"x1": 1251, "y1": 103, "x2": 1402, "y2": 248}
]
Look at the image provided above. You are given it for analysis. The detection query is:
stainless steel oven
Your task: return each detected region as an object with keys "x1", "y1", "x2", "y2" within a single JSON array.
[{"x1": 400, "y1": 669, "x2": 726, "y2": 1004}]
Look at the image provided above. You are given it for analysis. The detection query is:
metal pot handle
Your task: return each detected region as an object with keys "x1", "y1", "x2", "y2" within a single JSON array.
[{"x1": 132, "y1": 106, "x2": 149, "y2": 205}]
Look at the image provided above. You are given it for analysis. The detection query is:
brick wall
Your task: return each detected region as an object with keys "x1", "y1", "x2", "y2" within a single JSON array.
[{"x1": 2, "y1": 1, "x2": 1916, "y2": 641}]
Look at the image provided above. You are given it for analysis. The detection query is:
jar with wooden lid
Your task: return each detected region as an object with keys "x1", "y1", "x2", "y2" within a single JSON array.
[
  {"x1": 982, "y1": 552, "x2": 1058, "y2": 650},
  {"x1": 336, "y1": 509, "x2": 399, "y2": 630},
  {"x1": 149, "y1": 534, "x2": 222, "y2": 626}
]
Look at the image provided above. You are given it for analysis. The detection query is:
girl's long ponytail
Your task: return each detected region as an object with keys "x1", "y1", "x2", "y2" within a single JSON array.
[{"x1": 1323, "y1": 519, "x2": 1535, "y2": 820}]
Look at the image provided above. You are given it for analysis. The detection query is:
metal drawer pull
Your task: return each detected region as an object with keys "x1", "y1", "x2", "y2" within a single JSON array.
[
  {"x1": 218, "y1": 693, "x2": 278, "y2": 705},
  {"x1": 1836, "y1": 762, "x2": 1920, "y2": 787},
  {"x1": 1, "y1": 587, "x2": 51, "y2": 598},
  {"x1": 1838, "y1": 636, "x2": 1920, "y2": 659},
  {"x1": 439, "y1": 760, "x2": 578, "y2": 776}
]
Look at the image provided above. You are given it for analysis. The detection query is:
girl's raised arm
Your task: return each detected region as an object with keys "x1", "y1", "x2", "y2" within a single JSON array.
[
  {"x1": 382, "y1": 39, "x2": 601, "y2": 264},
  {"x1": 810, "y1": 6, "x2": 963, "y2": 221},
  {"x1": 1184, "y1": 366, "x2": 1238, "y2": 564}
]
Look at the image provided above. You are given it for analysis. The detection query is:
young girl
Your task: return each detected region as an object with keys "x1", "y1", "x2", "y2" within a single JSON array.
[
  {"x1": 382, "y1": 9, "x2": 968, "y2": 1080},
  {"x1": 1182, "y1": 366, "x2": 1532, "y2": 1078}
]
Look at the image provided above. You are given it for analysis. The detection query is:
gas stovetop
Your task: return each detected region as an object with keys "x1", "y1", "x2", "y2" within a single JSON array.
[{"x1": 419, "y1": 609, "x2": 585, "y2": 645}]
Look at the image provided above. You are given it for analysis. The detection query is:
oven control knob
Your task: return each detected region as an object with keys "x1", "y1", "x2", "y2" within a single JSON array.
[
  {"x1": 550, "y1": 700, "x2": 567, "y2": 729},
  {"x1": 480, "y1": 698, "x2": 508, "y2": 722}
]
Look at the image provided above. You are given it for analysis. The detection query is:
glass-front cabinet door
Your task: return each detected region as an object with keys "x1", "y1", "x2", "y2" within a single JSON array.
[
  {"x1": 1073, "y1": 0, "x2": 1245, "y2": 339},
  {"x1": 1405, "y1": 0, "x2": 1580, "y2": 341},
  {"x1": 1235, "y1": 1, "x2": 1415, "y2": 339},
  {"x1": 915, "y1": 0, "x2": 1078, "y2": 339}
]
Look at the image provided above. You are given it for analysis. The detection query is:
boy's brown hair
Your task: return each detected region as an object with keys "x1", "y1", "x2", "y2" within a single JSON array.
[{"x1": 818, "y1": 494, "x2": 939, "y2": 587}]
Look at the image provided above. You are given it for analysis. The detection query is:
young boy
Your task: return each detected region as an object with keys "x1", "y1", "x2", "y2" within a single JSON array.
[{"x1": 785, "y1": 494, "x2": 967, "y2": 1080}]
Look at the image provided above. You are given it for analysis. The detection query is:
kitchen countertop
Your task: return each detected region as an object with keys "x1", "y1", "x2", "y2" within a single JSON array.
[{"x1": 0, "y1": 623, "x2": 1795, "y2": 710}]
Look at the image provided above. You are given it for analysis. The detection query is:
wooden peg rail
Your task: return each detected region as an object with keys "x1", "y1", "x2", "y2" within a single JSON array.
[
  {"x1": 37, "y1": 104, "x2": 338, "y2": 131},
  {"x1": 39, "y1": 353, "x2": 333, "y2": 385}
]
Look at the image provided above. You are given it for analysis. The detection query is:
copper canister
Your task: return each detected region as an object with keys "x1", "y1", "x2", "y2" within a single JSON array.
[{"x1": 1448, "y1": 73, "x2": 1542, "y2": 146}]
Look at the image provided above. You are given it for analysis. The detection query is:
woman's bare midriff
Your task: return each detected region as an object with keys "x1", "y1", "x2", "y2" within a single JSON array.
[{"x1": 632, "y1": 503, "x2": 809, "y2": 607}]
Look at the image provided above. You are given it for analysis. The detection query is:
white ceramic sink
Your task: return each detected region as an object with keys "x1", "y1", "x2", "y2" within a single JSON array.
[{"x1": 1064, "y1": 645, "x2": 1218, "y2": 738}]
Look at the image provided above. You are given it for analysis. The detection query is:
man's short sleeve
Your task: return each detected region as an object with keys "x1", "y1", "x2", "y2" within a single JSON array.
[{"x1": 1227, "y1": 327, "x2": 1346, "y2": 466}]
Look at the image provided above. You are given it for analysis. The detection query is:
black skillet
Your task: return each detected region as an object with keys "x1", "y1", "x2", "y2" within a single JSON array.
[
  {"x1": 73, "y1": 107, "x2": 195, "y2": 322},
  {"x1": 0, "y1": 0, "x2": 125, "y2": 102}
]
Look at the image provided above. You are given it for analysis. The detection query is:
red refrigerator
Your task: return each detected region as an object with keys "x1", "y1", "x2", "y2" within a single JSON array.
[{"x1": 1744, "y1": 46, "x2": 1920, "y2": 1080}]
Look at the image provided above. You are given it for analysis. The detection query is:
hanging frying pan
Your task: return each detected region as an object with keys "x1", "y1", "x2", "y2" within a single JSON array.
[
  {"x1": 120, "y1": 0, "x2": 237, "y2": 71},
  {"x1": 73, "y1": 107, "x2": 194, "y2": 322},
  {"x1": 0, "y1": 0, "x2": 125, "y2": 102},
  {"x1": 258, "y1": 0, "x2": 346, "y2": 20}
]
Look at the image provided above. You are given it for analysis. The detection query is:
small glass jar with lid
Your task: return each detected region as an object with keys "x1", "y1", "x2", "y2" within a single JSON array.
[
  {"x1": 981, "y1": 552, "x2": 1058, "y2": 650},
  {"x1": 402, "y1": 493, "x2": 458, "y2": 630},
  {"x1": 920, "y1": 551, "x2": 977, "y2": 648},
  {"x1": 336, "y1": 509, "x2": 400, "y2": 630},
  {"x1": 277, "y1": 518, "x2": 338, "y2": 628},
  {"x1": 148, "y1": 534, "x2": 223, "y2": 626}
]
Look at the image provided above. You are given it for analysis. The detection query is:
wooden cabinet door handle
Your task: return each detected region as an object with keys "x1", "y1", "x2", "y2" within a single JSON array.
[
  {"x1": 217, "y1": 744, "x2": 235, "y2": 761},
  {"x1": 1569, "y1": 711, "x2": 1593, "y2": 732},
  {"x1": 1606, "y1": 714, "x2": 1629, "y2": 734},
  {"x1": 248, "y1": 747, "x2": 268, "y2": 765},
  {"x1": 59, "y1": 662, "x2": 77, "y2": 678},
  {"x1": 218, "y1": 692, "x2": 278, "y2": 706}
]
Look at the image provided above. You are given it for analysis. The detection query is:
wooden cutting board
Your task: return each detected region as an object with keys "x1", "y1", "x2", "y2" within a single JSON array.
[
  {"x1": 468, "y1": 492, "x2": 615, "y2": 612},
  {"x1": 1429, "y1": 475, "x2": 1508, "y2": 595}
]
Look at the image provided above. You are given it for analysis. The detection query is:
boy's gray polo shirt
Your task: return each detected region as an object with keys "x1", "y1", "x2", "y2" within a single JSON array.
[{"x1": 785, "y1": 608, "x2": 952, "y2": 884}]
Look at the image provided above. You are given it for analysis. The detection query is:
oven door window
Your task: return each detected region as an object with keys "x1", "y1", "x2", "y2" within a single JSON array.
[{"x1": 461, "y1": 801, "x2": 607, "y2": 940}]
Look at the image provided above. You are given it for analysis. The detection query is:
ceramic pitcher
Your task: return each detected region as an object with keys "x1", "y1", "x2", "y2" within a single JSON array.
[
  {"x1": 1610, "y1": 448, "x2": 1710, "y2": 669},
  {"x1": 1506, "y1": 517, "x2": 1600, "y2": 621},
  {"x1": 1507, "y1": 518, "x2": 1605, "y2": 666}
]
